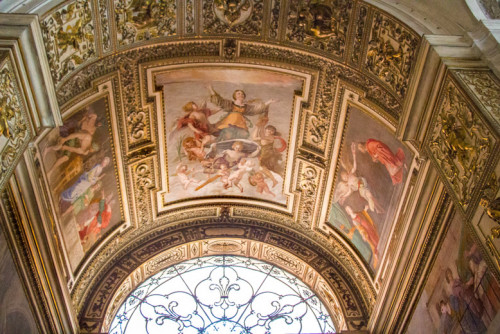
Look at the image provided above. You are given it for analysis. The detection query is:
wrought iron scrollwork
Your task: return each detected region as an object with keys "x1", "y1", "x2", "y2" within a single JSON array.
[{"x1": 110, "y1": 255, "x2": 336, "y2": 333}]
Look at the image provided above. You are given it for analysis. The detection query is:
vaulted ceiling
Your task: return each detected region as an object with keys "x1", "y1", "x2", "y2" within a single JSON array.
[{"x1": 0, "y1": 0, "x2": 499, "y2": 333}]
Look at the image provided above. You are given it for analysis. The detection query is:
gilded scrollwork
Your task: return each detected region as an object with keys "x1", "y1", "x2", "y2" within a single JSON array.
[
  {"x1": 56, "y1": 42, "x2": 220, "y2": 144},
  {"x1": 349, "y1": 4, "x2": 368, "y2": 66},
  {"x1": 364, "y1": 11, "x2": 420, "y2": 99},
  {"x1": 305, "y1": 65, "x2": 337, "y2": 151},
  {"x1": 41, "y1": 0, "x2": 96, "y2": 83},
  {"x1": 185, "y1": 0, "x2": 195, "y2": 34},
  {"x1": 269, "y1": 0, "x2": 281, "y2": 39},
  {"x1": 114, "y1": 0, "x2": 177, "y2": 46},
  {"x1": 203, "y1": 0, "x2": 264, "y2": 35},
  {"x1": 429, "y1": 78, "x2": 496, "y2": 211},
  {"x1": 98, "y1": 0, "x2": 112, "y2": 53},
  {"x1": 454, "y1": 70, "x2": 500, "y2": 131},
  {"x1": 239, "y1": 43, "x2": 401, "y2": 118},
  {"x1": 133, "y1": 161, "x2": 155, "y2": 225},
  {"x1": 286, "y1": 0, "x2": 352, "y2": 59},
  {"x1": 297, "y1": 162, "x2": 321, "y2": 225},
  {"x1": 0, "y1": 56, "x2": 31, "y2": 190}
]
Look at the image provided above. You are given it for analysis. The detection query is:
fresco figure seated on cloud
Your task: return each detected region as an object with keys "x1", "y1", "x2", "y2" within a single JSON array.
[{"x1": 208, "y1": 85, "x2": 277, "y2": 141}]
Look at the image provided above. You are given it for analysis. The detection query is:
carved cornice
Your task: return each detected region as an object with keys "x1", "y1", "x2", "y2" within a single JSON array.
[
  {"x1": 427, "y1": 74, "x2": 498, "y2": 214},
  {"x1": 75, "y1": 215, "x2": 373, "y2": 332},
  {"x1": 0, "y1": 55, "x2": 32, "y2": 191}
]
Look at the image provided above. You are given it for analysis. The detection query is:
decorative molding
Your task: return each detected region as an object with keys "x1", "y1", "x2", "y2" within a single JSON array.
[
  {"x1": 40, "y1": 0, "x2": 97, "y2": 83},
  {"x1": 97, "y1": 0, "x2": 112, "y2": 53},
  {"x1": 428, "y1": 76, "x2": 497, "y2": 212},
  {"x1": 75, "y1": 218, "x2": 372, "y2": 332},
  {"x1": 203, "y1": 0, "x2": 264, "y2": 35},
  {"x1": 285, "y1": 0, "x2": 353, "y2": 60},
  {"x1": 363, "y1": 10, "x2": 420, "y2": 100},
  {"x1": 453, "y1": 69, "x2": 500, "y2": 134},
  {"x1": 0, "y1": 55, "x2": 32, "y2": 191},
  {"x1": 114, "y1": 0, "x2": 177, "y2": 47},
  {"x1": 100, "y1": 239, "x2": 348, "y2": 333}
]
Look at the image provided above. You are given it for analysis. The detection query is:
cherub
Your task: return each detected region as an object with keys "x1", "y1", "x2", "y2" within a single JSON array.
[
  {"x1": 249, "y1": 171, "x2": 275, "y2": 197},
  {"x1": 176, "y1": 164, "x2": 200, "y2": 189},
  {"x1": 218, "y1": 164, "x2": 231, "y2": 189},
  {"x1": 228, "y1": 159, "x2": 254, "y2": 192}
]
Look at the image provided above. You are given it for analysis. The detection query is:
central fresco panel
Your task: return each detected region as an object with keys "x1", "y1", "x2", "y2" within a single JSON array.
[
  {"x1": 329, "y1": 107, "x2": 412, "y2": 273},
  {"x1": 158, "y1": 67, "x2": 304, "y2": 205}
]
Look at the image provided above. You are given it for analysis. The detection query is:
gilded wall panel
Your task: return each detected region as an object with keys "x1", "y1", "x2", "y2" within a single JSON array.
[
  {"x1": 363, "y1": 11, "x2": 420, "y2": 100},
  {"x1": 348, "y1": 3, "x2": 369, "y2": 67},
  {"x1": 41, "y1": 0, "x2": 96, "y2": 83},
  {"x1": 269, "y1": 0, "x2": 281, "y2": 39},
  {"x1": 114, "y1": 0, "x2": 177, "y2": 47},
  {"x1": 203, "y1": 0, "x2": 264, "y2": 35},
  {"x1": 454, "y1": 70, "x2": 500, "y2": 134},
  {"x1": 428, "y1": 77, "x2": 497, "y2": 212},
  {"x1": 97, "y1": 0, "x2": 112, "y2": 53},
  {"x1": 0, "y1": 54, "x2": 32, "y2": 191},
  {"x1": 185, "y1": 0, "x2": 195, "y2": 35},
  {"x1": 286, "y1": 0, "x2": 353, "y2": 60}
]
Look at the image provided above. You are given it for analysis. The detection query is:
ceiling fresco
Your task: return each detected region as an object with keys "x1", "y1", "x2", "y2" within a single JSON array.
[
  {"x1": 0, "y1": 0, "x2": 500, "y2": 333},
  {"x1": 328, "y1": 106, "x2": 412, "y2": 272},
  {"x1": 157, "y1": 66, "x2": 305, "y2": 206}
]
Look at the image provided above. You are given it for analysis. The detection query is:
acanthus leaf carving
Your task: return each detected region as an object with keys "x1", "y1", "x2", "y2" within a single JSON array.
[
  {"x1": 203, "y1": 0, "x2": 264, "y2": 35},
  {"x1": 454, "y1": 70, "x2": 500, "y2": 132},
  {"x1": 0, "y1": 56, "x2": 31, "y2": 190},
  {"x1": 429, "y1": 78, "x2": 496, "y2": 211},
  {"x1": 114, "y1": 0, "x2": 177, "y2": 46},
  {"x1": 364, "y1": 11, "x2": 420, "y2": 99},
  {"x1": 286, "y1": 0, "x2": 353, "y2": 59},
  {"x1": 41, "y1": 0, "x2": 96, "y2": 83}
]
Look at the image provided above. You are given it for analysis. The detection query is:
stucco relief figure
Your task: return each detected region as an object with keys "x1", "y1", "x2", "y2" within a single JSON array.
[
  {"x1": 356, "y1": 138, "x2": 406, "y2": 185},
  {"x1": 208, "y1": 85, "x2": 277, "y2": 141}
]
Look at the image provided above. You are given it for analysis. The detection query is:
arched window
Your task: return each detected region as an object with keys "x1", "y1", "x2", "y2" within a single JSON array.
[{"x1": 110, "y1": 255, "x2": 336, "y2": 333}]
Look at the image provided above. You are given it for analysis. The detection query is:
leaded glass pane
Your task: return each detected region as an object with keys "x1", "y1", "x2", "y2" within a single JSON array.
[{"x1": 110, "y1": 255, "x2": 337, "y2": 334}]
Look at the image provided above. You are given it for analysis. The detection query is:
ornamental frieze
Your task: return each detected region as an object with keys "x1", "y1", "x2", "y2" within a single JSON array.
[
  {"x1": 98, "y1": 0, "x2": 112, "y2": 53},
  {"x1": 0, "y1": 55, "x2": 32, "y2": 191},
  {"x1": 454, "y1": 69, "x2": 500, "y2": 134},
  {"x1": 363, "y1": 11, "x2": 420, "y2": 100},
  {"x1": 428, "y1": 77, "x2": 497, "y2": 212},
  {"x1": 286, "y1": 0, "x2": 353, "y2": 59},
  {"x1": 203, "y1": 0, "x2": 264, "y2": 35},
  {"x1": 41, "y1": 0, "x2": 96, "y2": 83},
  {"x1": 114, "y1": 0, "x2": 177, "y2": 47}
]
